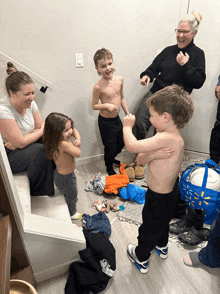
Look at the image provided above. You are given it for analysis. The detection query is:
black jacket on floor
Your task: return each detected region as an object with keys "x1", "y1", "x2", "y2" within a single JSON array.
[{"x1": 65, "y1": 229, "x2": 116, "y2": 294}]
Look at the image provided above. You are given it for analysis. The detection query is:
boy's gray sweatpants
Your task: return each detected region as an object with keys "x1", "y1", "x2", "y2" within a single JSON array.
[{"x1": 54, "y1": 169, "x2": 78, "y2": 217}]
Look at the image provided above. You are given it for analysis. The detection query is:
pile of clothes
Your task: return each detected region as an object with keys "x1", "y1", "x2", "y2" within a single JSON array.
[{"x1": 65, "y1": 212, "x2": 116, "y2": 294}]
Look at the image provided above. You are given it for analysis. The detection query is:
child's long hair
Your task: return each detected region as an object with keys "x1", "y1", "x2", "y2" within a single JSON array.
[{"x1": 43, "y1": 112, "x2": 74, "y2": 160}]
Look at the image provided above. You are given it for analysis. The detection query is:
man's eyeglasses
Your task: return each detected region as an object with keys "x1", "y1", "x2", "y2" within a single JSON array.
[{"x1": 175, "y1": 29, "x2": 191, "y2": 35}]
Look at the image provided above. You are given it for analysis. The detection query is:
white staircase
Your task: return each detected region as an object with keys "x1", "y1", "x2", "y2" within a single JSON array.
[{"x1": 0, "y1": 137, "x2": 85, "y2": 283}]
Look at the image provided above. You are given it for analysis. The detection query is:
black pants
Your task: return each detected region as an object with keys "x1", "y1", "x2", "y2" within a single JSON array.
[
  {"x1": 210, "y1": 100, "x2": 220, "y2": 163},
  {"x1": 133, "y1": 91, "x2": 153, "y2": 140},
  {"x1": 98, "y1": 115, "x2": 124, "y2": 168},
  {"x1": 135, "y1": 182, "x2": 179, "y2": 261},
  {"x1": 6, "y1": 140, "x2": 55, "y2": 196}
]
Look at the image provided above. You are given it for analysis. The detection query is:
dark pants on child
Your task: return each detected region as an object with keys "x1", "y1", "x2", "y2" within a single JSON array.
[
  {"x1": 198, "y1": 211, "x2": 220, "y2": 268},
  {"x1": 135, "y1": 182, "x2": 179, "y2": 262},
  {"x1": 210, "y1": 100, "x2": 220, "y2": 164},
  {"x1": 133, "y1": 91, "x2": 153, "y2": 140},
  {"x1": 98, "y1": 115, "x2": 124, "y2": 169},
  {"x1": 54, "y1": 169, "x2": 78, "y2": 217},
  {"x1": 6, "y1": 140, "x2": 55, "y2": 196}
]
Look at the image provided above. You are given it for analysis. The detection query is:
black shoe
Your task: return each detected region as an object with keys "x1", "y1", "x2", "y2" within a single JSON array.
[
  {"x1": 169, "y1": 207, "x2": 205, "y2": 234},
  {"x1": 107, "y1": 167, "x2": 116, "y2": 176}
]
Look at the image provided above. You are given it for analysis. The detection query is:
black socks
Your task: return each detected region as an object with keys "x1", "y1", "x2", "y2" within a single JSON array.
[
  {"x1": 113, "y1": 159, "x2": 121, "y2": 166},
  {"x1": 107, "y1": 167, "x2": 116, "y2": 176}
]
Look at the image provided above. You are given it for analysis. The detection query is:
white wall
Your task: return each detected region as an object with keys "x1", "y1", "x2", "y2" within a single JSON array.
[
  {"x1": 180, "y1": 0, "x2": 220, "y2": 153},
  {"x1": 1, "y1": 0, "x2": 219, "y2": 158},
  {"x1": 0, "y1": 0, "x2": 186, "y2": 163}
]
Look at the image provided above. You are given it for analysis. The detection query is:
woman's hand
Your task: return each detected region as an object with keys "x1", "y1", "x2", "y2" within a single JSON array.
[
  {"x1": 140, "y1": 75, "x2": 150, "y2": 86},
  {"x1": 176, "y1": 51, "x2": 189, "y2": 66},
  {"x1": 4, "y1": 141, "x2": 17, "y2": 150}
]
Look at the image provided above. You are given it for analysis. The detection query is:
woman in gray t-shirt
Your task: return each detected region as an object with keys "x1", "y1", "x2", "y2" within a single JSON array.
[{"x1": 0, "y1": 62, "x2": 55, "y2": 196}]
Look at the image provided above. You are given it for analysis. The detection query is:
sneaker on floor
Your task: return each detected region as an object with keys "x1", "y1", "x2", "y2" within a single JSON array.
[
  {"x1": 155, "y1": 245, "x2": 168, "y2": 259},
  {"x1": 127, "y1": 244, "x2": 149, "y2": 273},
  {"x1": 71, "y1": 212, "x2": 82, "y2": 220}
]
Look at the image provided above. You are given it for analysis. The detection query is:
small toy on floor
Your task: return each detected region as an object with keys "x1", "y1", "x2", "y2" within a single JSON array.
[
  {"x1": 93, "y1": 200, "x2": 107, "y2": 212},
  {"x1": 103, "y1": 200, "x2": 120, "y2": 212},
  {"x1": 93, "y1": 199, "x2": 120, "y2": 212}
]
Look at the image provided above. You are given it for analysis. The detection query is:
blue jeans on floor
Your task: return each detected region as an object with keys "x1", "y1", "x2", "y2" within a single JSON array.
[
  {"x1": 198, "y1": 211, "x2": 220, "y2": 268},
  {"x1": 54, "y1": 169, "x2": 78, "y2": 217}
]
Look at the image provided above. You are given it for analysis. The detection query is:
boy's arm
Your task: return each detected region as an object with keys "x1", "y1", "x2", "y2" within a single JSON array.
[
  {"x1": 72, "y1": 127, "x2": 81, "y2": 147},
  {"x1": 123, "y1": 114, "x2": 168, "y2": 153},
  {"x1": 92, "y1": 85, "x2": 117, "y2": 113},
  {"x1": 136, "y1": 148, "x2": 174, "y2": 166},
  {"x1": 120, "y1": 77, "x2": 129, "y2": 115}
]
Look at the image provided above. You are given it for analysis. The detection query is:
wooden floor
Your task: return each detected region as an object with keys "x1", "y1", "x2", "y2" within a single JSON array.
[{"x1": 36, "y1": 152, "x2": 220, "y2": 294}]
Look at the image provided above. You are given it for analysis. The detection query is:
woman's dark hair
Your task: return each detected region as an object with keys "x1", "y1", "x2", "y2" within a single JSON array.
[
  {"x1": 5, "y1": 62, "x2": 33, "y2": 95},
  {"x1": 42, "y1": 112, "x2": 74, "y2": 160}
]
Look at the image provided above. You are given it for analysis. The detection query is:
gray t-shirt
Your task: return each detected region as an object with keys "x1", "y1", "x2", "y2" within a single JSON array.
[{"x1": 0, "y1": 96, "x2": 38, "y2": 143}]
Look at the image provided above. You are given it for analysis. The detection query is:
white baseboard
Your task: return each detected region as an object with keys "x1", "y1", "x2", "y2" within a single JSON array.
[
  {"x1": 184, "y1": 149, "x2": 209, "y2": 161},
  {"x1": 75, "y1": 153, "x2": 104, "y2": 166}
]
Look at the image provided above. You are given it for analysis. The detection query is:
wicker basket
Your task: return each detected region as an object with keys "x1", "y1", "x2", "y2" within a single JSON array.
[{"x1": 10, "y1": 279, "x2": 38, "y2": 294}]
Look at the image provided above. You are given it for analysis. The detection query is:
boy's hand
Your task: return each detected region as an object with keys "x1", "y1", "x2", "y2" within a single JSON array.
[
  {"x1": 106, "y1": 103, "x2": 118, "y2": 113},
  {"x1": 123, "y1": 114, "x2": 136, "y2": 128},
  {"x1": 154, "y1": 147, "x2": 174, "y2": 159}
]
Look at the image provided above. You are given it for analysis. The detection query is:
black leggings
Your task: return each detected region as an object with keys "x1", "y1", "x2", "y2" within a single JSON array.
[
  {"x1": 6, "y1": 140, "x2": 55, "y2": 196},
  {"x1": 210, "y1": 100, "x2": 220, "y2": 163},
  {"x1": 136, "y1": 182, "x2": 179, "y2": 261},
  {"x1": 98, "y1": 115, "x2": 124, "y2": 168}
]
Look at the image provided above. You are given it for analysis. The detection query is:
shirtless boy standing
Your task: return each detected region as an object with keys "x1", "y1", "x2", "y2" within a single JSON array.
[
  {"x1": 123, "y1": 85, "x2": 194, "y2": 273},
  {"x1": 92, "y1": 48, "x2": 129, "y2": 175}
]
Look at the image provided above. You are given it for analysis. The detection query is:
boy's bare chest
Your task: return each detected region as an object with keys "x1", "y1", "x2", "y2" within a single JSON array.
[{"x1": 100, "y1": 81, "x2": 121, "y2": 99}]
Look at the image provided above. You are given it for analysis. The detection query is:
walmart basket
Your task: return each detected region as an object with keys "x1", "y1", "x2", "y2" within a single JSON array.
[{"x1": 179, "y1": 159, "x2": 220, "y2": 224}]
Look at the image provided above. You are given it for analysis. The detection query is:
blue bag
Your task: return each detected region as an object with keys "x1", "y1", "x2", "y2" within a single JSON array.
[{"x1": 179, "y1": 159, "x2": 220, "y2": 224}]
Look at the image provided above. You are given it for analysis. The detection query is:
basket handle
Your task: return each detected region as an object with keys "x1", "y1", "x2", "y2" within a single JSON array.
[
  {"x1": 205, "y1": 158, "x2": 220, "y2": 170},
  {"x1": 202, "y1": 164, "x2": 209, "y2": 188}
]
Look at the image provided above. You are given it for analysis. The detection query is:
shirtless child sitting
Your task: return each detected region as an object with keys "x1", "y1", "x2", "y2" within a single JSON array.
[
  {"x1": 92, "y1": 48, "x2": 129, "y2": 175},
  {"x1": 123, "y1": 84, "x2": 194, "y2": 273}
]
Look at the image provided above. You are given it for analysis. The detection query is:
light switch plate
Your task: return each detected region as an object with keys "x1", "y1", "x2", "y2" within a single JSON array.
[{"x1": 75, "y1": 53, "x2": 84, "y2": 67}]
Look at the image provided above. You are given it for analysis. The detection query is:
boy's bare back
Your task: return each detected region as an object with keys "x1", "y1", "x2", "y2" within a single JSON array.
[
  {"x1": 146, "y1": 131, "x2": 184, "y2": 194},
  {"x1": 92, "y1": 76, "x2": 124, "y2": 118}
]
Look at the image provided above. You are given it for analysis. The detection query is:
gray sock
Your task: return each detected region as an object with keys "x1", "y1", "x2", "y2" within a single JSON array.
[{"x1": 189, "y1": 252, "x2": 201, "y2": 266}]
